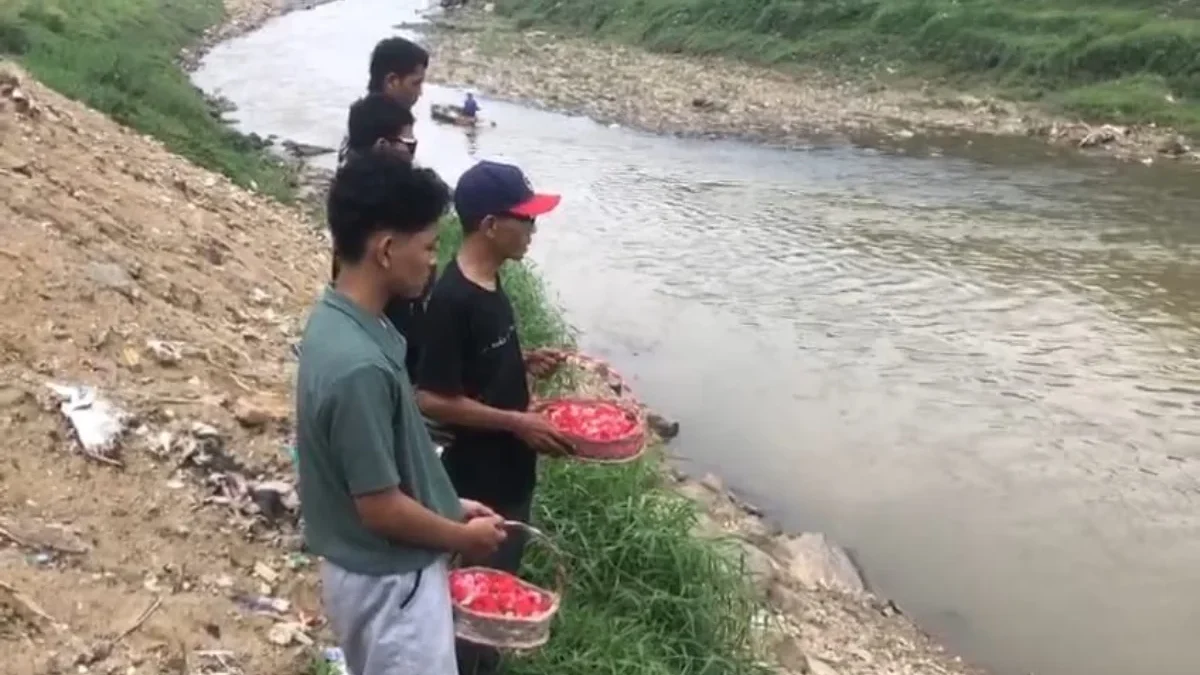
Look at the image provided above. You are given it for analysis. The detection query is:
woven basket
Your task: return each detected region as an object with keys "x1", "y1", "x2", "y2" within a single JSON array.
[
  {"x1": 532, "y1": 397, "x2": 647, "y2": 464},
  {"x1": 452, "y1": 521, "x2": 566, "y2": 650}
]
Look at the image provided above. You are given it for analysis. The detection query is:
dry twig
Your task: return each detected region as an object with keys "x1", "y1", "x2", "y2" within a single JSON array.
[
  {"x1": 0, "y1": 579, "x2": 59, "y2": 625},
  {"x1": 113, "y1": 595, "x2": 163, "y2": 643}
]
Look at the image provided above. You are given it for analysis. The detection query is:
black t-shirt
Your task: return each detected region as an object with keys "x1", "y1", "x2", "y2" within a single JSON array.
[{"x1": 416, "y1": 260, "x2": 534, "y2": 507}]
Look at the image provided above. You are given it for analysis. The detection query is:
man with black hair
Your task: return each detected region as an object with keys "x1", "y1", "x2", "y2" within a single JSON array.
[
  {"x1": 340, "y1": 92, "x2": 418, "y2": 166},
  {"x1": 416, "y1": 160, "x2": 574, "y2": 674},
  {"x1": 296, "y1": 152, "x2": 507, "y2": 675},
  {"x1": 367, "y1": 36, "x2": 428, "y2": 107},
  {"x1": 335, "y1": 36, "x2": 427, "y2": 168},
  {"x1": 332, "y1": 92, "x2": 441, "y2": 380}
]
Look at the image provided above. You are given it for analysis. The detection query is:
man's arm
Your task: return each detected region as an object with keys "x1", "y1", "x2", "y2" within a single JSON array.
[{"x1": 329, "y1": 365, "x2": 472, "y2": 548}]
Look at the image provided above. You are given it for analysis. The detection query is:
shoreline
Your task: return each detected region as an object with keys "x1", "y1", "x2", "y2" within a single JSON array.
[
  {"x1": 180, "y1": 0, "x2": 337, "y2": 71},
  {"x1": 423, "y1": 8, "x2": 1198, "y2": 167}
]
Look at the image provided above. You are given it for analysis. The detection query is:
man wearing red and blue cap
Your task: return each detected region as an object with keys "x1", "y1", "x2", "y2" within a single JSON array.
[{"x1": 416, "y1": 160, "x2": 574, "y2": 674}]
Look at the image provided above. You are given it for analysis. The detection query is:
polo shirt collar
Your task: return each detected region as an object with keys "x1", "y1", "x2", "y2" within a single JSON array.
[{"x1": 320, "y1": 286, "x2": 407, "y2": 372}]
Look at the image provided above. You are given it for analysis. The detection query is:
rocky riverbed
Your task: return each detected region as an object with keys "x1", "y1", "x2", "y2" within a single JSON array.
[{"x1": 425, "y1": 8, "x2": 1197, "y2": 166}]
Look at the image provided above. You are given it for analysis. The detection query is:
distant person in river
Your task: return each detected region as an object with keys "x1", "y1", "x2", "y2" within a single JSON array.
[
  {"x1": 296, "y1": 150, "x2": 506, "y2": 675},
  {"x1": 415, "y1": 160, "x2": 573, "y2": 675},
  {"x1": 461, "y1": 92, "x2": 479, "y2": 120}
]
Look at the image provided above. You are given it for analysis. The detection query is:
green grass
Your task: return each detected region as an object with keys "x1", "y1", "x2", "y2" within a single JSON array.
[
  {"x1": 0, "y1": 0, "x2": 295, "y2": 198},
  {"x1": 492, "y1": 0, "x2": 1200, "y2": 135},
  {"x1": 434, "y1": 218, "x2": 767, "y2": 675}
]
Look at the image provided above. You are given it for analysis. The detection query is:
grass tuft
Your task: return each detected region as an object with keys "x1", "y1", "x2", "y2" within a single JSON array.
[
  {"x1": 1, "y1": 0, "x2": 294, "y2": 198},
  {"x1": 491, "y1": 0, "x2": 1200, "y2": 134}
]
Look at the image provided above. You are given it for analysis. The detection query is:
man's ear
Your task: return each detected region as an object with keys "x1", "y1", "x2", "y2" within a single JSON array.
[
  {"x1": 479, "y1": 214, "x2": 497, "y2": 237},
  {"x1": 370, "y1": 231, "x2": 394, "y2": 268}
]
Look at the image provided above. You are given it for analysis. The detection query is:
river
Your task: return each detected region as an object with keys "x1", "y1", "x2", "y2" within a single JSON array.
[{"x1": 192, "y1": 2, "x2": 1200, "y2": 674}]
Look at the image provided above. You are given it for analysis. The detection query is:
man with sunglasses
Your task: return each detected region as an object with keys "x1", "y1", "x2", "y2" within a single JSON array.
[
  {"x1": 416, "y1": 160, "x2": 575, "y2": 675},
  {"x1": 343, "y1": 93, "x2": 419, "y2": 165}
]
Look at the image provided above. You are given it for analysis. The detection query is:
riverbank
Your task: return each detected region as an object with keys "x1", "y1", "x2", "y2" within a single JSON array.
[
  {"x1": 425, "y1": 6, "x2": 1198, "y2": 165},
  {"x1": 3, "y1": 2, "x2": 985, "y2": 675}
]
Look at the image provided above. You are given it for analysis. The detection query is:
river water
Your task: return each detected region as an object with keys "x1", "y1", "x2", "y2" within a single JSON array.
[{"x1": 193, "y1": 2, "x2": 1200, "y2": 674}]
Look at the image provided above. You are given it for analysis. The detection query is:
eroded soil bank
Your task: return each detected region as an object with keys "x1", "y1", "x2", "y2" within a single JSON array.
[{"x1": 425, "y1": 8, "x2": 1198, "y2": 166}]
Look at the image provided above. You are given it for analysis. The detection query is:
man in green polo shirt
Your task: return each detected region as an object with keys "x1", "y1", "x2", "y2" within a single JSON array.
[{"x1": 295, "y1": 151, "x2": 507, "y2": 675}]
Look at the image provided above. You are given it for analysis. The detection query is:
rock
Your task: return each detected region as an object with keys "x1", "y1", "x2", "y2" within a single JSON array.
[
  {"x1": 0, "y1": 386, "x2": 31, "y2": 408},
  {"x1": 1078, "y1": 124, "x2": 1126, "y2": 148},
  {"x1": 266, "y1": 621, "x2": 312, "y2": 646},
  {"x1": 690, "y1": 511, "x2": 723, "y2": 539},
  {"x1": 145, "y1": 340, "x2": 183, "y2": 366},
  {"x1": 1157, "y1": 135, "x2": 1191, "y2": 156},
  {"x1": 253, "y1": 561, "x2": 279, "y2": 583},
  {"x1": 84, "y1": 262, "x2": 136, "y2": 296},
  {"x1": 699, "y1": 472, "x2": 724, "y2": 493},
  {"x1": 738, "y1": 539, "x2": 778, "y2": 587},
  {"x1": 249, "y1": 287, "x2": 272, "y2": 306},
  {"x1": 777, "y1": 532, "x2": 866, "y2": 595},
  {"x1": 804, "y1": 655, "x2": 840, "y2": 675},
  {"x1": 280, "y1": 139, "x2": 335, "y2": 158},
  {"x1": 233, "y1": 393, "x2": 290, "y2": 428},
  {"x1": 646, "y1": 412, "x2": 680, "y2": 440},
  {"x1": 676, "y1": 479, "x2": 716, "y2": 507}
]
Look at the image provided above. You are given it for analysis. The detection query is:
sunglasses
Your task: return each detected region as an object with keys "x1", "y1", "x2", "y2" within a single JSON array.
[
  {"x1": 380, "y1": 136, "x2": 418, "y2": 156},
  {"x1": 501, "y1": 213, "x2": 536, "y2": 226}
]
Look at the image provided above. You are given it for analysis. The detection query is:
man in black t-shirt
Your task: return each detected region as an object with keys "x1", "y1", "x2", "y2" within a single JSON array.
[
  {"x1": 416, "y1": 161, "x2": 573, "y2": 673},
  {"x1": 417, "y1": 160, "x2": 573, "y2": 531}
]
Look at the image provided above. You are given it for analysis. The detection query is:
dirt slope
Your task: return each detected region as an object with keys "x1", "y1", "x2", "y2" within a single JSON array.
[{"x1": 0, "y1": 61, "x2": 328, "y2": 675}]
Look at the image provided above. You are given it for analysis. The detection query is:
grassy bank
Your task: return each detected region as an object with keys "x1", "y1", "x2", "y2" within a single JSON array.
[
  {"x1": 0, "y1": 0, "x2": 293, "y2": 197},
  {"x1": 435, "y1": 220, "x2": 766, "y2": 675},
  {"x1": 491, "y1": 0, "x2": 1200, "y2": 135}
]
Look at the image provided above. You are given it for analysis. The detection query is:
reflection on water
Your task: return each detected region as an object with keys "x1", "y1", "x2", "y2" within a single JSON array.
[{"x1": 194, "y1": 2, "x2": 1200, "y2": 674}]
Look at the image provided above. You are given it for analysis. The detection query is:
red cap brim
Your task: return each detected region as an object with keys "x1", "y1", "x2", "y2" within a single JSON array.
[{"x1": 510, "y1": 193, "x2": 561, "y2": 218}]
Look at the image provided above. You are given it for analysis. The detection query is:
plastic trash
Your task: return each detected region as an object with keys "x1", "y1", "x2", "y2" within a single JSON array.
[
  {"x1": 322, "y1": 647, "x2": 350, "y2": 675},
  {"x1": 45, "y1": 382, "x2": 129, "y2": 462}
]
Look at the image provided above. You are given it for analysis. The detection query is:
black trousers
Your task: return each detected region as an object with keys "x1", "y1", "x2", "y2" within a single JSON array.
[{"x1": 456, "y1": 495, "x2": 533, "y2": 675}]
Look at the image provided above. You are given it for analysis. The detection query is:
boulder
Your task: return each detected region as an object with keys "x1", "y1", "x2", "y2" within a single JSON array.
[{"x1": 777, "y1": 532, "x2": 865, "y2": 595}]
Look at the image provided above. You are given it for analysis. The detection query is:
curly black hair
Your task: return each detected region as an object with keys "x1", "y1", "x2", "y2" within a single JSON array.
[{"x1": 326, "y1": 152, "x2": 450, "y2": 264}]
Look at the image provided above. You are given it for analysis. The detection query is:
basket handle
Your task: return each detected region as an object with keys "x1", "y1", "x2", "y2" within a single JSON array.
[{"x1": 499, "y1": 520, "x2": 568, "y2": 602}]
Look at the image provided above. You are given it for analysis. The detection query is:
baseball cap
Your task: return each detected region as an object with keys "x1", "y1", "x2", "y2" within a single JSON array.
[{"x1": 454, "y1": 160, "x2": 561, "y2": 227}]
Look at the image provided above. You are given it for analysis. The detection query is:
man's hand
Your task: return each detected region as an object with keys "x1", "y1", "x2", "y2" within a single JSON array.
[
  {"x1": 460, "y1": 499, "x2": 497, "y2": 521},
  {"x1": 524, "y1": 348, "x2": 568, "y2": 379},
  {"x1": 455, "y1": 515, "x2": 507, "y2": 560},
  {"x1": 513, "y1": 412, "x2": 575, "y2": 457}
]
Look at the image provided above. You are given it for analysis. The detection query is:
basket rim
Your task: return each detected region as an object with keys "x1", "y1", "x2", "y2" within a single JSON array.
[
  {"x1": 533, "y1": 397, "x2": 645, "y2": 445},
  {"x1": 449, "y1": 566, "x2": 561, "y2": 623}
]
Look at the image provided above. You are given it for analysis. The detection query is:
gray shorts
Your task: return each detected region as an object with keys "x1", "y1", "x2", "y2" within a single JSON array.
[{"x1": 321, "y1": 557, "x2": 457, "y2": 675}]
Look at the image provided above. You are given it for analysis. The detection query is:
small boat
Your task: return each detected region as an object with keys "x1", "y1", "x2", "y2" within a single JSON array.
[{"x1": 430, "y1": 103, "x2": 477, "y2": 127}]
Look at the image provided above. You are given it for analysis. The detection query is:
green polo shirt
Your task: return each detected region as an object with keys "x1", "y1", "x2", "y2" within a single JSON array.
[{"x1": 295, "y1": 287, "x2": 462, "y2": 576}]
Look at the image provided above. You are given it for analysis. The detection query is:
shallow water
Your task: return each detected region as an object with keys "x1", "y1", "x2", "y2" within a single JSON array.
[{"x1": 194, "y1": 2, "x2": 1200, "y2": 674}]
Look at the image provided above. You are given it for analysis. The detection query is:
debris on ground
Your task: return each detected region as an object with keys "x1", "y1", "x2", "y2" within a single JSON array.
[{"x1": 44, "y1": 383, "x2": 130, "y2": 466}]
